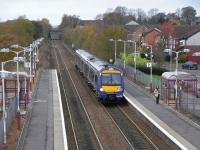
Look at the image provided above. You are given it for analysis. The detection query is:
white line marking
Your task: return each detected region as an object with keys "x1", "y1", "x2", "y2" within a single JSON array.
[
  {"x1": 55, "y1": 70, "x2": 68, "y2": 150},
  {"x1": 34, "y1": 100, "x2": 47, "y2": 103},
  {"x1": 124, "y1": 92, "x2": 197, "y2": 150}
]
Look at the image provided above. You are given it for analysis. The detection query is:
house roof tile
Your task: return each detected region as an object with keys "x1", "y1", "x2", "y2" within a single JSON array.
[{"x1": 174, "y1": 25, "x2": 200, "y2": 39}]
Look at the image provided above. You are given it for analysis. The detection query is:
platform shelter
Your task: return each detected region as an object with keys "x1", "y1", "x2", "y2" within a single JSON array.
[
  {"x1": 0, "y1": 72, "x2": 30, "y2": 109},
  {"x1": 161, "y1": 71, "x2": 197, "y2": 107}
]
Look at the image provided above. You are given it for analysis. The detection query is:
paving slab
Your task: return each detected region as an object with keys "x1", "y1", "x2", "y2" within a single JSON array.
[
  {"x1": 125, "y1": 79, "x2": 200, "y2": 149},
  {"x1": 22, "y1": 70, "x2": 67, "y2": 150}
]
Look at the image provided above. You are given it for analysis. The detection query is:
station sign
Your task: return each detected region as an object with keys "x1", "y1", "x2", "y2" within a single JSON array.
[{"x1": 146, "y1": 63, "x2": 152, "y2": 68}]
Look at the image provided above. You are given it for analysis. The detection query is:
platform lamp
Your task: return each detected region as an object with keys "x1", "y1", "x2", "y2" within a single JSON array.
[
  {"x1": 1, "y1": 48, "x2": 24, "y2": 130},
  {"x1": 117, "y1": 39, "x2": 127, "y2": 69},
  {"x1": 108, "y1": 39, "x2": 117, "y2": 63},
  {"x1": 141, "y1": 43, "x2": 153, "y2": 92},
  {"x1": 171, "y1": 49, "x2": 190, "y2": 109},
  {"x1": 10, "y1": 44, "x2": 29, "y2": 104},
  {"x1": 126, "y1": 40, "x2": 137, "y2": 81},
  {"x1": 32, "y1": 41, "x2": 39, "y2": 76},
  {"x1": 1, "y1": 59, "x2": 15, "y2": 150}
]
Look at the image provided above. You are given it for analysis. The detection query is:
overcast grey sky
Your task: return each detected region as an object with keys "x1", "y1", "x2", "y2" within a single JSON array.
[{"x1": 0, "y1": 0, "x2": 199, "y2": 25}]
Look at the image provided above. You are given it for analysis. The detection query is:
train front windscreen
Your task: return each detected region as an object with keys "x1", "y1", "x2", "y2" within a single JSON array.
[{"x1": 101, "y1": 73, "x2": 122, "y2": 85}]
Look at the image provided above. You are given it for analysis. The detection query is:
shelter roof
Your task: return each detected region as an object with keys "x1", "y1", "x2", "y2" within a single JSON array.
[{"x1": 161, "y1": 71, "x2": 196, "y2": 80}]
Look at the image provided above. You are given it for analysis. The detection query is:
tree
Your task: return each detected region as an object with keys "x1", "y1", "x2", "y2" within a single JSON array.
[
  {"x1": 148, "y1": 8, "x2": 159, "y2": 18},
  {"x1": 135, "y1": 8, "x2": 147, "y2": 23},
  {"x1": 14, "y1": 20, "x2": 35, "y2": 45},
  {"x1": 114, "y1": 6, "x2": 128, "y2": 16},
  {"x1": 149, "y1": 12, "x2": 166, "y2": 24},
  {"x1": 103, "y1": 6, "x2": 131, "y2": 25},
  {"x1": 128, "y1": 9, "x2": 136, "y2": 19},
  {"x1": 160, "y1": 21, "x2": 175, "y2": 39},
  {"x1": 175, "y1": 8, "x2": 181, "y2": 18},
  {"x1": 103, "y1": 12, "x2": 122, "y2": 25},
  {"x1": 181, "y1": 6, "x2": 197, "y2": 25},
  {"x1": 0, "y1": 18, "x2": 43, "y2": 62},
  {"x1": 41, "y1": 18, "x2": 51, "y2": 38},
  {"x1": 31, "y1": 21, "x2": 43, "y2": 39},
  {"x1": 60, "y1": 14, "x2": 80, "y2": 29}
]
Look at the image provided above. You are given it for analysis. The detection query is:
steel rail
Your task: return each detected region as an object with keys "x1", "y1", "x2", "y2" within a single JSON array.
[
  {"x1": 52, "y1": 41, "x2": 79, "y2": 150},
  {"x1": 118, "y1": 106, "x2": 159, "y2": 149},
  {"x1": 101, "y1": 105, "x2": 135, "y2": 150},
  {"x1": 55, "y1": 42, "x2": 104, "y2": 150}
]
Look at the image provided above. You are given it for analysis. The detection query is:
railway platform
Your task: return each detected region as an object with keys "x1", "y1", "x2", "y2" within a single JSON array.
[
  {"x1": 124, "y1": 79, "x2": 200, "y2": 150},
  {"x1": 18, "y1": 70, "x2": 67, "y2": 150}
]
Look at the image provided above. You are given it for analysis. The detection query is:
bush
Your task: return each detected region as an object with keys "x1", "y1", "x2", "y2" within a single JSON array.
[
  {"x1": 136, "y1": 65, "x2": 167, "y2": 76},
  {"x1": 179, "y1": 53, "x2": 188, "y2": 63}
]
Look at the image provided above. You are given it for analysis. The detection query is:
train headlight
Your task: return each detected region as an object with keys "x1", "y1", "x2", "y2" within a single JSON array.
[{"x1": 100, "y1": 88, "x2": 104, "y2": 92}]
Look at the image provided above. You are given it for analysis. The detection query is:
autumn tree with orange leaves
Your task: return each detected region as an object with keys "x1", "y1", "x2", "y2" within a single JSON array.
[{"x1": 0, "y1": 18, "x2": 51, "y2": 63}]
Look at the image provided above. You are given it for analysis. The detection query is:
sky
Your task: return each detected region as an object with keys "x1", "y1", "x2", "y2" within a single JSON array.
[{"x1": 0, "y1": 0, "x2": 199, "y2": 26}]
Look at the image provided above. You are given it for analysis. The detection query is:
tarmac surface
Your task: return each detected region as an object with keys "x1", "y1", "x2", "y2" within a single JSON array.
[
  {"x1": 125, "y1": 78, "x2": 200, "y2": 149},
  {"x1": 22, "y1": 70, "x2": 67, "y2": 150}
]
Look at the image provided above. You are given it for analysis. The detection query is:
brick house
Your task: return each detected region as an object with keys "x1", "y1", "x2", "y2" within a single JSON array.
[
  {"x1": 174, "y1": 25, "x2": 200, "y2": 51},
  {"x1": 142, "y1": 28, "x2": 161, "y2": 46}
]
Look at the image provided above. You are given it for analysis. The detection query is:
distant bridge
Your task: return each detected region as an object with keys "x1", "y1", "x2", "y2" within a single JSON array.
[{"x1": 49, "y1": 30, "x2": 62, "y2": 40}]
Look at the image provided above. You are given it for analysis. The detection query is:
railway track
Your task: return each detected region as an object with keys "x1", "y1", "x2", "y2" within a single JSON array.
[
  {"x1": 50, "y1": 41, "x2": 103, "y2": 150},
  {"x1": 104, "y1": 105, "x2": 157, "y2": 149},
  {"x1": 51, "y1": 40, "x2": 172, "y2": 150}
]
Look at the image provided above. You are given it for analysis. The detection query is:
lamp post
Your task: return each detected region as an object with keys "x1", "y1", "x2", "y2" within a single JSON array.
[
  {"x1": 29, "y1": 44, "x2": 34, "y2": 93},
  {"x1": 32, "y1": 41, "x2": 38, "y2": 75},
  {"x1": 108, "y1": 39, "x2": 117, "y2": 63},
  {"x1": 127, "y1": 34, "x2": 137, "y2": 81},
  {"x1": 127, "y1": 40, "x2": 137, "y2": 81},
  {"x1": 134, "y1": 41, "x2": 137, "y2": 81},
  {"x1": 142, "y1": 43, "x2": 153, "y2": 92},
  {"x1": 1, "y1": 59, "x2": 14, "y2": 150},
  {"x1": 1, "y1": 48, "x2": 24, "y2": 129},
  {"x1": 172, "y1": 51, "x2": 182, "y2": 105},
  {"x1": 171, "y1": 49, "x2": 190, "y2": 73},
  {"x1": 171, "y1": 49, "x2": 189, "y2": 109},
  {"x1": 1, "y1": 62, "x2": 7, "y2": 150},
  {"x1": 149, "y1": 45, "x2": 153, "y2": 92},
  {"x1": 117, "y1": 39, "x2": 127, "y2": 69},
  {"x1": 10, "y1": 44, "x2": 34, "y2": 105}
]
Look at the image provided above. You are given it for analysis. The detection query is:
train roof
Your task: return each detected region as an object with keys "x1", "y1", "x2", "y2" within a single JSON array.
[{"x1": 76, "y1": 49, "x2": 108, "y2": 71}]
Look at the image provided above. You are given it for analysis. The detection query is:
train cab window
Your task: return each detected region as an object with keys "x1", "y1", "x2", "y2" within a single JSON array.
[{"x1": 101, "y1": 73, "x2": 121, "y2": 85}]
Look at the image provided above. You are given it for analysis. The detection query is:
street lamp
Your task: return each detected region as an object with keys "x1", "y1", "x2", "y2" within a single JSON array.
[
  {"x1": 149, "y1": 45, "x2": 153, "y2": 92},
  {"x1": 1, "y1": 60, "x2": 14, "y2": 150},
  {"x1": 10, "y1": 44, "x2": 34, "y2": 102},
  {"x1": 108, "y1": 39, "x2": 117, "y2": 63},
  {"x1": 0, "y1": 48, "x2": 25, "y2": 129},
  {"x1": 171, "y1": 49, "x2": 189, "y2": 109},
  {"x1": 117, "y1": 39, "x2": 135, "y2": 71},
  {"x1": 127, "y1": 40, "x2": 137, "y2": 81},
  {"x1": 117, "y1": 39, "x2": 127, "y2": 69},
  {"x1": 171, "y1": 49, "x2": 190, "y2": 73},
  {"x1": 142, "y1": 43, "x2": 153, "y2": 92}
]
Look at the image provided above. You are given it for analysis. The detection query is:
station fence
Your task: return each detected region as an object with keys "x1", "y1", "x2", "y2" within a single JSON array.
[
  {"x1": 0, "y1": 78, "x2": 29, "y2": 145},
  {"x1": 0, "y1": 96, "x2": 17, "y2": 145},
  {"x1": 115, "y1": 60, "x2": 200, "y2": 117}
]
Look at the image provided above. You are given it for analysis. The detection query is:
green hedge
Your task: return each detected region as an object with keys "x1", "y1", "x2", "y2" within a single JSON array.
[{"x1": 136, "y1": 65, "x2": 167, "y2": 76}]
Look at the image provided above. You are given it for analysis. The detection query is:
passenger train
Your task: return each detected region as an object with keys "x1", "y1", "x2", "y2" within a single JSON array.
[{"x1": 75, "y1": 49, "x2": 125, "y2": 102}]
